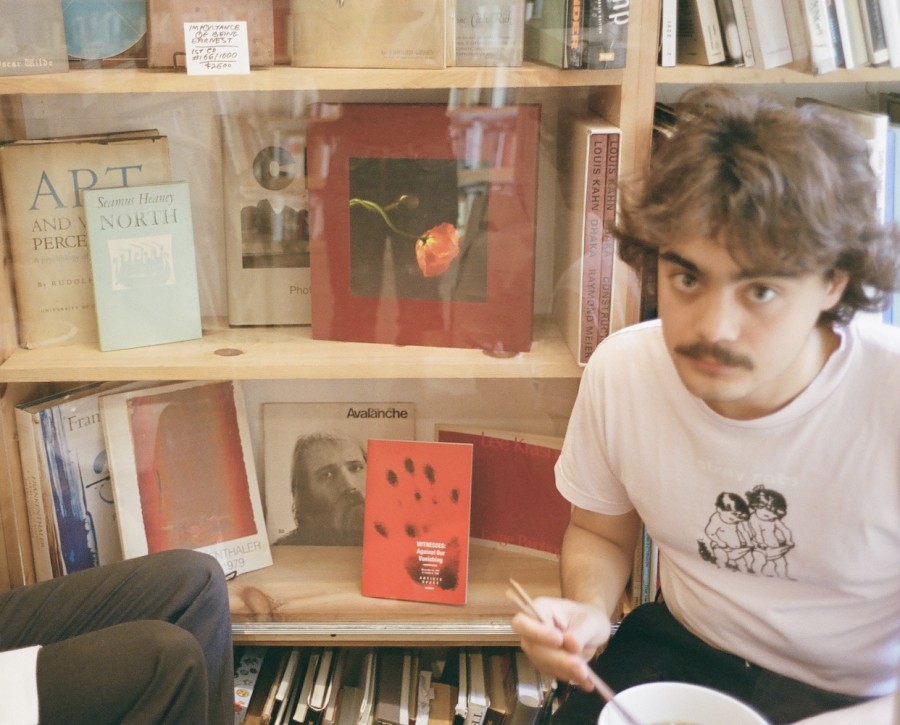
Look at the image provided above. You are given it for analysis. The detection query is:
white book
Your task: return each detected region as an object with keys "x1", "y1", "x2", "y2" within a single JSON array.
[
  {"x1": 782, "y1": 0, "x2": 812, "y2": 68},
  {"x1": 731, "y1": 0, "x2": 756, "y2": 65},
  {"x1": 659, "y1": 0, "x2": 678, "y2": 66},
  {"x1": 857, "y1": 0, "x2": 891, "y2": 65},
  {"x1": 741, "y1": 0, "x2": 793, "y2": 67},
  {"x1": 293, "y1": 650, "x2": 321, "y2": 723},
  {"x1": 877, "y1": 0, "x2": 900, "y2": 66},
  {"x1": 790, "y1": 0, "x2": 841, "y2": 73},
  {"x1": 676, "y1": 0, "x2": 727, "y2": 65},
  {"x1": 834, "y1": 0, "x2": 871, "y2": 67},
  {"x1": 465, "y1": 649, "x2": 490, "y2": 725},
  {"x1": 714, "y1": 0, "x2": 745, "y2": 63}
]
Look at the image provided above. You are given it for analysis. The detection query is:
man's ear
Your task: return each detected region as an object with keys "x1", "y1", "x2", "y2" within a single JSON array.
[{"x1": 823, "y1": 269, "x2": 849, "y2": 311}]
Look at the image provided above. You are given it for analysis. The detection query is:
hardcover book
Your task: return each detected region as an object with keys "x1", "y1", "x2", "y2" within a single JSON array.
[
  {"x1": 15, "y1": 382, "x2": 140, "y2": 580},
  {"x1": 146, "y1": 0, "x2": 274, "y2": 69},
  {"x1": 262, "y1": 401, "x2": 416, "y2": 546},
  {"x1": 675, "y1": 0, "x2": 726, "y2": 65},
  {"x1": 0, "y1": 0, "x2": 68, "y2": 76},
  {"x1": 583, "y1": 0, "x2": 629, "y2": 68},
  {"x1": 83, "y1": 181, "x2": 202, "y2": 351},
  {"x1": 221, "y1": 115, "x2": 311, "y2": 327},
  {"x1": 307, "y1": 103, "x2": 540, "y2": 353},
  {"x1": 434, "y1": 425, "x2": 568, "y2": 556},
  {"x1": 554, "y1": 116, "x2": 622, "y2": 365},
  {"x1": 0, "y1": 131, "x2": 171, "y2": 348},
  {"x1": 361, "y1": 439, "x2": 473, "y2": 606},
  {"x1": 100, "y1": 380, "x2": 272, "y2": 577},
  {"x1": 453, "y1": 0, "x2": 525, "y2": 67},
  {"x1": 291, "y1": 0, "x2": 446, "y2": 69}
]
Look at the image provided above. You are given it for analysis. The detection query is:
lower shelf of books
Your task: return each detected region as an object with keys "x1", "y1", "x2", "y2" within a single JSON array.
[
  {"x1": 233, "y1": 643, "x2": 556, "y2": 725},
  {"x1": 229, "y1": 542, "x2": 561, "y2": 646}
]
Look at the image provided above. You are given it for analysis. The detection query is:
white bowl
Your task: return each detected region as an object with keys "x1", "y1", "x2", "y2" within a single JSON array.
[{"x1": 597, "y1": 681, "x2": 770, "y2": 725}]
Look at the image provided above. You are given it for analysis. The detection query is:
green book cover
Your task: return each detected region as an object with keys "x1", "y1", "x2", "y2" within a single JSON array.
[{"x1": 83, "y1": 181, "x2": 202, "y2": 351}]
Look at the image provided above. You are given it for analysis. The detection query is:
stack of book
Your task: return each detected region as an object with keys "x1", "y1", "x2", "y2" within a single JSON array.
[{"x1": 663, "y1": 0, "x2": 900, "y2": 71}]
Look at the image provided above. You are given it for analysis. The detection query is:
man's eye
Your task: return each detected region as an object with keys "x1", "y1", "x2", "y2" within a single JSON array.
[
  {"x1": 749, "y1": 285, "x2": 777, "y2": 303},
  {"x1": 672, "y1": 273, "x2": 698, "y2": 291}
]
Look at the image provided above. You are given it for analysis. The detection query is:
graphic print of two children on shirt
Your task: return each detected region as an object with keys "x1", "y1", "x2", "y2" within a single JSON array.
[{"x1": 698, "y1": 485, "x2": 795, "y2": 578}]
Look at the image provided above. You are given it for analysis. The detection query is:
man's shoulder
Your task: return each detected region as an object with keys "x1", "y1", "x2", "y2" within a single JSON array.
[{"x1": 586, "y1": 319, "x2": 663, "y2": 367}]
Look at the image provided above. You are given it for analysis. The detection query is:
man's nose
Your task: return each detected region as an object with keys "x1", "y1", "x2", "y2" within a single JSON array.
[{"x1": 696, "y1": 292, "x2": 742, "y2": 342}]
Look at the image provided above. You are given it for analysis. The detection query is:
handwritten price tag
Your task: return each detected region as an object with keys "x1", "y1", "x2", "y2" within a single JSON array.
[{"x1": 183, "y1": 21, "x2": 250, "y2": 75}]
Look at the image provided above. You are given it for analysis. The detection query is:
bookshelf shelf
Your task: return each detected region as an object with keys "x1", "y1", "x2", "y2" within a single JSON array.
[
  {"x1": 229, "y1": 542, "x2": 561, "y2": 647},
  {"x1": 0, "y1": 317, "x2": 581, "y2": 383},
  {"x1": 0, "y1": 64, "x2": 625, "y2": 97},
  {"x1": 656, "y1": 64, "x2": 900, "y2": 85}
]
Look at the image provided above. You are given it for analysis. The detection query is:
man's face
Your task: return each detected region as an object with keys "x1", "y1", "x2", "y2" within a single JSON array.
[
  {"x1": 657, "y1": 236, "x2": 848, "y2": 420},
  {"x1": 297, "y1": 438, "x2": 366, "y2": 531}
]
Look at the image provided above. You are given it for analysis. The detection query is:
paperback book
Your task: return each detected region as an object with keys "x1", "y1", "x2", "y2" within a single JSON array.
[
  {"x1": 0, "y1": 130, "x2": 171, "y2": 348},
  {"x1": 291, "y1": 0, "x2": 446, "y2": 69},
  {"x1": 0, "y1": 0, "x2": 69, "y2": 76},
  {"x1": 83, "y1": 181, "x2": 202, "y2": 351},
  {"x1": 434, "y1": 425, "x2": 568, "y2": 556},
  {"x1": 307, "y1": 103, "x2": 540, "y2": 352},
  {"x1": 101, "y1": 380, "x2": 272, "y2": 577},
  {"x1": 262, "y1": 401, "x2": 416, "y2": 546},
  {"x1": 15, "y1": 382, "x2": 142, "y2": 580},
  {"x1": 221, "y1": 115, "x2": 311, "y2": 326},
  {"x1": 361, "y1": 439, "x2": 473, "y2": 606}
]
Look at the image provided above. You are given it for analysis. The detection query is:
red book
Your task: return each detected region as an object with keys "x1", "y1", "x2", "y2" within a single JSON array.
[
  {"x1": 306, "y1": 103, "x2": 540, "y2": 353},
  {"x1": 435, "y1": 426, "x2": 568, "y2": 556},
  {"x1": 361, "y1": 439, "x2": 473, "y2": 605}
]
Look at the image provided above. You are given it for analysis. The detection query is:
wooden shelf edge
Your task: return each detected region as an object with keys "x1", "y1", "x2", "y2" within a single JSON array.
[
  {"x1": 228, "y1": 542, "x2": 561, "y2": 646},
  {"x1": 0, "y1": 316, "x2": 583, "y2": 382},
  {"x1": 656, "y1": 64, "x2": 900, "y2": 85},
  {"x1": 0, "y1": 64, "x2": 625, "y2": 96}
]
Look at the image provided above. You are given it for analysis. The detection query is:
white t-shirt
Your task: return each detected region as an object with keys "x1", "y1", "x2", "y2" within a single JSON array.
[{"x1": 556, "y1": 318, "x2": 900, "y2": 698}]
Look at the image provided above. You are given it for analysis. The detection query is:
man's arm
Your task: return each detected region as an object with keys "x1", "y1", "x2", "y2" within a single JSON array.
[
  {"x1": 511, "y1": 505, "x2": 642, "y2": 686},
  {"x1": 561, "y1": 505, "x2": 643, "y2": 618}
]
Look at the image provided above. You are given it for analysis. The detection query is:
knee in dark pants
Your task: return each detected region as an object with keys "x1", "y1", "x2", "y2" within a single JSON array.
[{"x1": 137, "y1": 619, "x2": 208, "y2": 684}]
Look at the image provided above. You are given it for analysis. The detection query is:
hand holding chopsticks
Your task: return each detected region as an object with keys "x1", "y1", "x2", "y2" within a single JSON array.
[{"x1": 506, "y1": 578, "x2": 643, "y2": 725}]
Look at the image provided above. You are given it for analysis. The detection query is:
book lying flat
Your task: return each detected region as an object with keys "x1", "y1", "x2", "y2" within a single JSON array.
[{"x1": 101, "y1": 380, "x2": 272, "y2": 576}]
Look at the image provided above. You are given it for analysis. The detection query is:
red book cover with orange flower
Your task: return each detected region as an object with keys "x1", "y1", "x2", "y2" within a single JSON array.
[
  {"x1": 361, "y1": 439, "x2": 473, "y2": 606},
  {"x1": 306, "y1": 103, "x2": 540, "y2": 353}
]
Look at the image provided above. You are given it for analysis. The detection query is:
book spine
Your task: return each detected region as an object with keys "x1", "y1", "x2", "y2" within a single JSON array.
[
  {"x1": 596, "y1": 132, "x2": 620, "y2": 344},
  {"x1": 659, "y1": 0, "x2": 678, "y2": 66},
  {"x1": 579, "y1": 132, "x2": 610, "y2": 364},
  {"x1": 877, "y1": 0, "x2": 900, "y2": 66},
  {"x1": 677, "y1": 0, "x2": 727, "y2": 65},
  {"x1": 14, "y1": 409, "x2": 54, "y2": 581},
  {"x1": 583, "y1": 0, "x2": 629, "y2": 69},
  {"x1": 714, "y1": 0, "x2": 745, "y2": 63},
  {"x1": 833, "y1": 0, "x2": 872, "y2": 67},
  {"x1": 741, "y1": 0, "x2": 794, "y2": 68},
  {"x1": 857, "y1": 0, "x2": 890, "y2": 65},
  {"x1": 797, "y1": 0, "x2": 840, "y2": 72},
  {"x1": 566, "y1": 0, "x2": 586, "y2": 68},
  {"x1": 730, "y1": 0, "x2": 756, "y2": 65}
]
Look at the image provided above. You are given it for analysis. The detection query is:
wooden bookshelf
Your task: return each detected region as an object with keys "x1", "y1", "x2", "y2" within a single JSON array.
[{"x1": 229, "y1": 542, "x2": 561, "y2": 646}]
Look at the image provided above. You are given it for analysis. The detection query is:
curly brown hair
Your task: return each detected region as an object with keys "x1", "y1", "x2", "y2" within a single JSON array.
[{"x1": 615, "y1": 87, "x2": 900, "y2": 325}]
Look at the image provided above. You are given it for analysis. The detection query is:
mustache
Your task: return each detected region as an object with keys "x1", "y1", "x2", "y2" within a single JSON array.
[{"x1": 674, "y1": 341, "x2": 754, "y2": 370}]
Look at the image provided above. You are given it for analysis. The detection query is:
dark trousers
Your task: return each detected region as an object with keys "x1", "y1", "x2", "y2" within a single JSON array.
[
  {"x1": 551, "y1": 602, "x2": 870, "y2": 725},
  {"x1": 0, "y1": 549, "x2": 233, "y2": 725}
]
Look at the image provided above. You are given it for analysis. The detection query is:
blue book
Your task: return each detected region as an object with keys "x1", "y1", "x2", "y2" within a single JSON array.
[{"x1": 83, "y1": 181, "x2": 202, "y2": 351}]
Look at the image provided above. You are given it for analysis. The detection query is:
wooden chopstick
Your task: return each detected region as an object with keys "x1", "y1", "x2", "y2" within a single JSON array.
[{"x1": 507, "y1": 578, "x2": 643, "y2": 725}]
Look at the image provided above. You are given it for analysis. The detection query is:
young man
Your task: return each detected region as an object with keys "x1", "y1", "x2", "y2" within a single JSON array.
[
  {"x1": 0, "y1": 549, "x2": 233, "y2": 724},
  {"x1": 512, "y1": 88, "x2": 900, "y2": 724}
]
